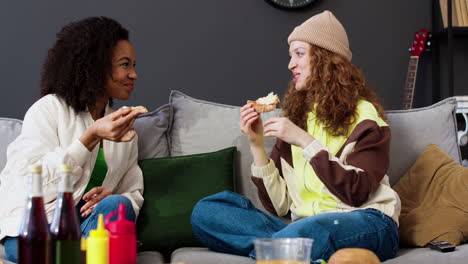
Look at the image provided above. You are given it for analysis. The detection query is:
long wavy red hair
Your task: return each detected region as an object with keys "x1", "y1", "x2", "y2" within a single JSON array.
[{"x1": 282, "y1": 44, "x2": 387, "y2": 137}]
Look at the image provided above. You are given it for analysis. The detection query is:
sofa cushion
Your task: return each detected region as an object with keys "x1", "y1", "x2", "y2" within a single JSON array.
[
  {"x1": 393, "y1": 144, "x2": 468, "y2": 247},
  {"x1": 171, "y1": 245, "x2": 468, "y2": 264},
  {"x1": 134, "y1": 104, "x2": 172, "y2": 159},
  {"x1": 136, "y1": 251, "x2": 165, "y2": 264},
  {"x1": 382, "y1": 244, "x2": 468, "y2": 263},
  {"x1": 136, "y1": 146, "x2": 236, "y2": 256},
  {"x1": 386, "y1": 97, "x2": 460, "y2": 185},
  {"x1": 0, "y1": 118, "x2": 22, "y2": 172},
  {"x1": 171, "y1": 247, "x2": 255, "y2": 264},
  {"x1": 169, "y1": 90, "x2": 281, "y2": 211}
]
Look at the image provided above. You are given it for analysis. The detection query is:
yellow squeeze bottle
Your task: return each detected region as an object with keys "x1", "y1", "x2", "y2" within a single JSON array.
[{"x1": 86, "y1": 214, "x2": 109, "y2": 264}]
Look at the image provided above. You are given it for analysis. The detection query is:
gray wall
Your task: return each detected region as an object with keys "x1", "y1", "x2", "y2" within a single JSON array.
[{"x1": 0, "y1": 0, "x2": 442, "y2": 119}]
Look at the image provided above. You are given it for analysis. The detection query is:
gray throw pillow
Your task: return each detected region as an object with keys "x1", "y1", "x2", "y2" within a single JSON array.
[
  {"x1": 134, "y1": 104, "x2": 172, "y2": 160},
  {"x1": 386, "y1": 97, "x2": 460, "y2": 185}
]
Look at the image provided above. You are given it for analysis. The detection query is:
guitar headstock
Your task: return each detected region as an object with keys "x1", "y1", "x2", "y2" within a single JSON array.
[{"x1": 410, "y1": 29, "x2": 431, "y2": 57}]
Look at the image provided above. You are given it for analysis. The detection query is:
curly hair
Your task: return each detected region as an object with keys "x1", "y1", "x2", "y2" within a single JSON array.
[
  {"x1": 40, "y1": 16, "x2": 129, "y2": 112},
  {"x1": 282, "y1": 44, "x2": 387, "y2": 137}
]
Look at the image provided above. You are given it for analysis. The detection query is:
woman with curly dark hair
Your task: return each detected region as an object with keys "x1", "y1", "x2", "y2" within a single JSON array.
[
  {"x1": 191, "y1": 11, "x2": 400, "y2": 263},
  {"x1": 0, "y1": 16, "x2": 145, "y2": 262}
]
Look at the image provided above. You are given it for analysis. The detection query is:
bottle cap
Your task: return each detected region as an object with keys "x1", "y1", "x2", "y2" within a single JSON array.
[
  {"x1": 58, "y1": 164, "x2": 74, "y2": 192},
  {"x1": 105, "y1": 203, "x2": 135, "y2": 235},
  {"x1": 28, "y1": 164, "x2": 42, "y2": 174},
  {"x1": 89, "y1": 214, "x2": 109, "y2": 238},
  {"x1": 28, "y1": 164, "x2": 43, "y2": 197},
  {"x1": 60, "y1": 164, "x2": 73, "y2": 173}
]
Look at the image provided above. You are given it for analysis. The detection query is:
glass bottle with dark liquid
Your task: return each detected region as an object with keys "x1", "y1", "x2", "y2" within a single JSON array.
[
  {"x1": 50, "y1": 164, "x2": 81, "y2": 264},
  {"x1": 18, "y1": 164, "x2": 52, "y2": 264}
]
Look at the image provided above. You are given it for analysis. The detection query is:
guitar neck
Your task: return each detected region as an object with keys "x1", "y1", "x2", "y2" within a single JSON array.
[{"x1": 402, "y1": 56, "x2": 419, "y2": 110}]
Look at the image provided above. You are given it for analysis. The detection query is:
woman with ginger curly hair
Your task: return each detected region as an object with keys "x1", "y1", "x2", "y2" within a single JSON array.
[
  {"x1": 0, "y1": 16, "x2": 144, "y2": 262},
  {"x1": 191, "y1": 11, "x2": 400, "y2": 263}
]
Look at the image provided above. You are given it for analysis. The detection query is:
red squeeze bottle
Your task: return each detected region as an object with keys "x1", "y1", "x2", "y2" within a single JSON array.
[{"x1": 105, "y1": 203, "x2": 136, "y2": 264}]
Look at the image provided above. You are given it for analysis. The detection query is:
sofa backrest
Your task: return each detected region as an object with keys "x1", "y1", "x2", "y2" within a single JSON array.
[
  {"x1": 0, "y1": 118, "x2": 22, "y2": 173},
  {"x1": 167, "y1": 91, "x2": 461, "y2": 211},
  {"x1": 0, "y1": 92, "x2": 461, "y2": 212}
]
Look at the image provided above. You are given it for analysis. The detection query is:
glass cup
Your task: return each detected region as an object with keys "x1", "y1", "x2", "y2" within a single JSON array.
[{"x1": 254, "y1": 238, "x2": 314, "y2": 264}]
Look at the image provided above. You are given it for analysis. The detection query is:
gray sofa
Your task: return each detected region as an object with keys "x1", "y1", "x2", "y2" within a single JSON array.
[{"x1": 0, "y1": 90, "x2": 466, "y2": 264}]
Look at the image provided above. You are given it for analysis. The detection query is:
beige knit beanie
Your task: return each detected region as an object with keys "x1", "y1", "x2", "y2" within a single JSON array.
[{"x1": 288, "y1": 10, "x2": 352, "y2": 61}]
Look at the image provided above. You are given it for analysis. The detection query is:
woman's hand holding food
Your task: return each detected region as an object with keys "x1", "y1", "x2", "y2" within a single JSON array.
[
  {"x1": 240, "y1": 104, "x2": 265, "y2": 146},
  {"x1": 80, "y1": 106, "x2": 146, "y2": 151},
  {"x1": 240, "y1": 104, "x2": 270, "y2": 166}
]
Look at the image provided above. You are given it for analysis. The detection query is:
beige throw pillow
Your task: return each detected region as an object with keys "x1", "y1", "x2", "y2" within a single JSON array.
[{"x1": 394, "y1": 144, "x2": 468, "y2": 246}]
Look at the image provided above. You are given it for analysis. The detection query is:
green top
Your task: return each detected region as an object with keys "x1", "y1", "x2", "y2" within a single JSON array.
[{"x1": 84, "y1": 148, "x2": 108, "y2": 194}]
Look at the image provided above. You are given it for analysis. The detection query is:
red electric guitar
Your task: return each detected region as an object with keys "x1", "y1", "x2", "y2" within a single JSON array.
[{"x1": 401, "y1": 29, "x2": 431, "y2": 110}]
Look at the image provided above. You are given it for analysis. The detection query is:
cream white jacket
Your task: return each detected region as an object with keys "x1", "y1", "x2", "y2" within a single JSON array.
[{"x1": 0, "y1": 94, "x2": 144, "y2": 240}]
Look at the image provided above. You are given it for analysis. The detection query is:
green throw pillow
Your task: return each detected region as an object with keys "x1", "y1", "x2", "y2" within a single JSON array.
[{"x1": 136, "y1": 146, "x2": 236, "y2": 255}]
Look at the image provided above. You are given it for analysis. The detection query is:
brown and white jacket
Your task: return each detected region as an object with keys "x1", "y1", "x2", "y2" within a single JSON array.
[{"x1": 251, "y1": 100, "x2": 401, "y2": 224}]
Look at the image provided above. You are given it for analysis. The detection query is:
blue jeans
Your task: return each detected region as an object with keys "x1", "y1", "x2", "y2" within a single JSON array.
[
  {"x1": 191, "y1": 191, "x2": 399, "y2": 263},
  {"x1": 3, "y1": 194, "x2": 135, "y2": 263}
]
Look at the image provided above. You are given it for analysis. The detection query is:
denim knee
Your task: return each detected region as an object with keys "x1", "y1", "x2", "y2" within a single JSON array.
[
  {"x1": 191, "y1": 193, "x2": 216, "y2": 230},
  {"x1": 199, "y1": 191, "x2": 241, "y2": 203},
  {"x1": 95, "y1": 194, "x2": 135, "y2": 221},
  {"x1": 191, "y1": 191, "x2": 250, "y2": 228}
]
